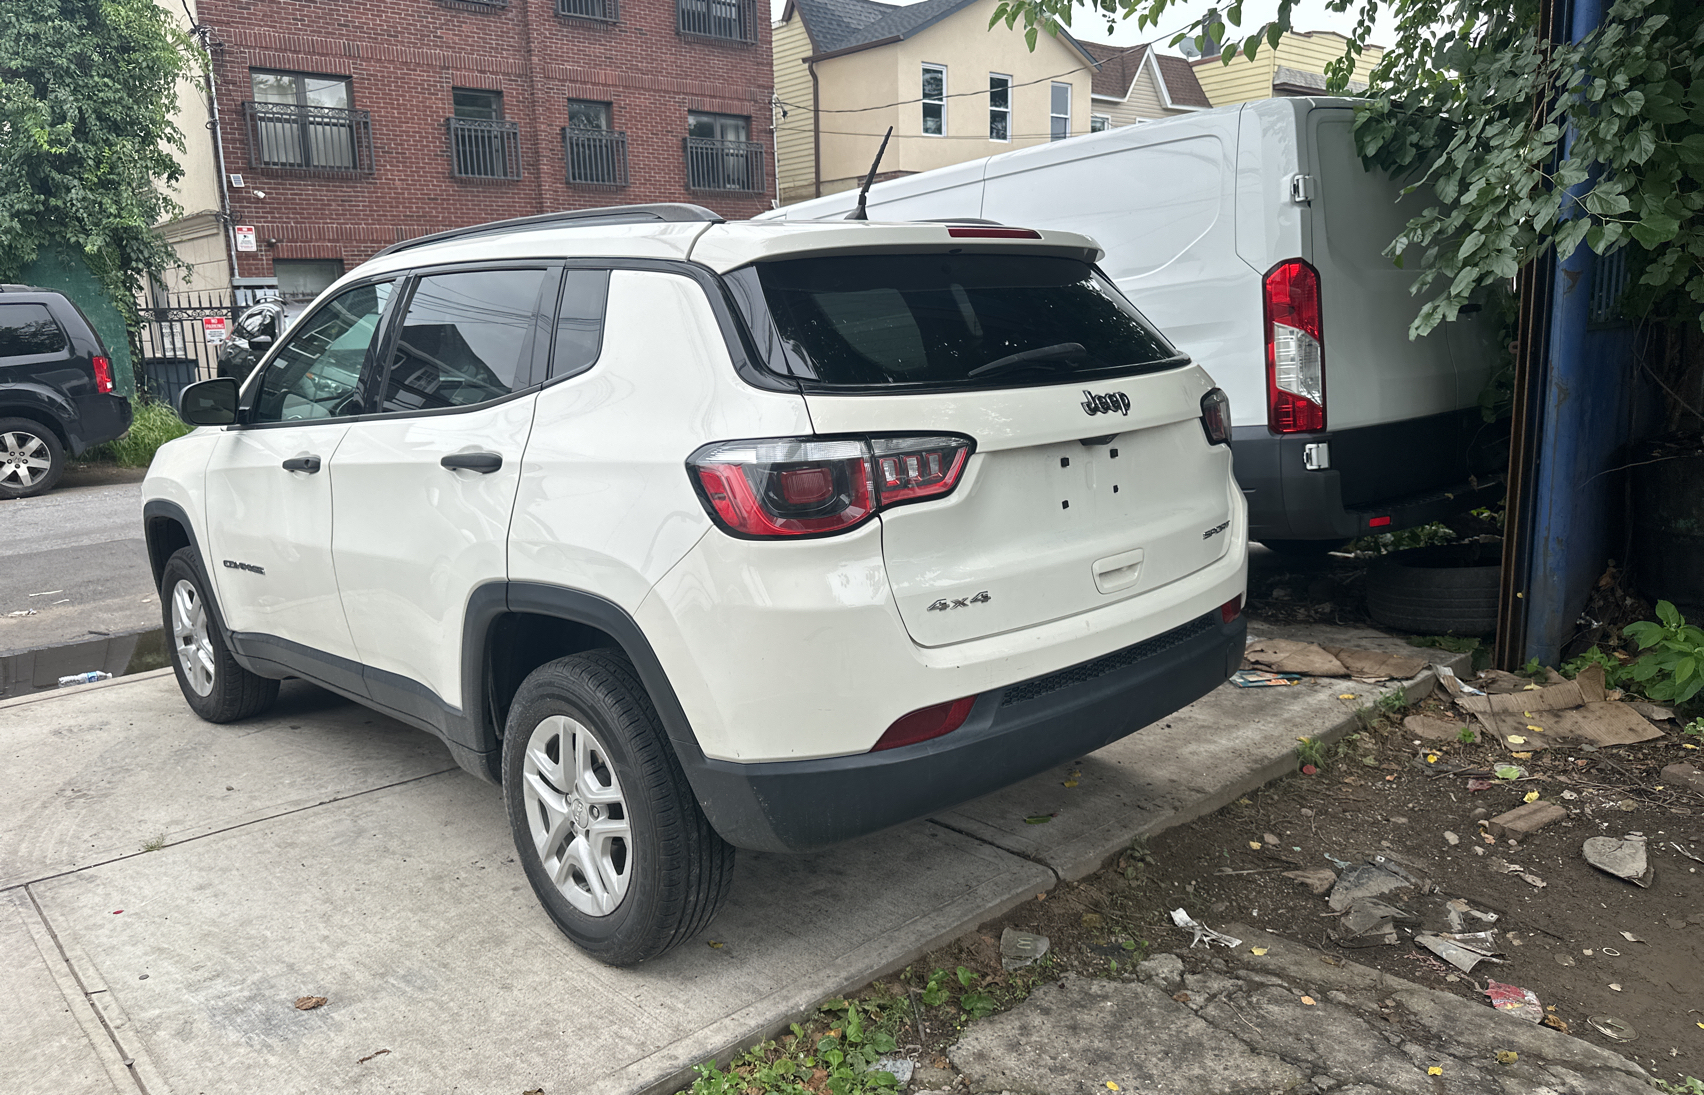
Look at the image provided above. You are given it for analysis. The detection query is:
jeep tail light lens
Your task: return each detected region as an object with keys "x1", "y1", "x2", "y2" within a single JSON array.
[
  {"x1": 1220, "y1": 594, "x2": 1243, "y2": 624},
  {"x1": 871, "y1": 696, "x2": 976, "y2": 751},
  {"x1": 688, "y1": 435, "x2": 972, "y2": 539},
  {"x1": 1200, "y1": 387, "x2": 1230, "y2": 446},
  {"x1": 1263, "y1": 260, "x2": 1324, "y2": 433},
  {"x1": 91, "y1": 355, "x2": 113, "y2": 394}
]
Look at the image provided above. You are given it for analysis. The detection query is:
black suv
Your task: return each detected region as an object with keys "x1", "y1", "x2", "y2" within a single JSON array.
[{"x1": 0, "y1": 285, "x2": 132, "y2": 498}]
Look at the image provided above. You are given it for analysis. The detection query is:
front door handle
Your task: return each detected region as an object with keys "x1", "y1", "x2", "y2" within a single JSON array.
[
  {"x1": 440, "y1": 451, "x2": 503, "y2": 474},
  {"x1": 282, "y1": 455, "x2": 321, "y2": 473}
]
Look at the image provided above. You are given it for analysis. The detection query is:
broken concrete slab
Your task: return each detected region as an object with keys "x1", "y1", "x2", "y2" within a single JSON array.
[
  {"x1": 1660, "y1": 762, "x2": 1704, "y2": 796},
  {"x1": 1583, "y1": 836, "x2": 1654, "y2": 887},
  {"x1": 1486, "y1": 801, "x2": 1568, "y2": 840}
]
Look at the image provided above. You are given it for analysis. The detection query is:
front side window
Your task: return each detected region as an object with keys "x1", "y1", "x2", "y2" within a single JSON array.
[
  {"x1": 381, "y1": 269, "x2": 549, "y2": 412},
  {"x1": 253, "y1": 281, "x2": 393, "y2": 423},
  {"x1": 1050, "y1": 82, "x2": 1071, "y2": 141},
  {"x1": 0, "y1": 304, "x2": 67, "y2": 358},
  {"x1": 989, "y1": 74, "x2": 1010, "y2": 141},
  {"x1": 734, "y1": 254, "x2": 1183, "y2": 390},
  {"x1": 922, "y1": 64, "x2": 946, "y2": 136},
  {"x1": 248, "y1": 70, "x2": 357, "y2": 169}
]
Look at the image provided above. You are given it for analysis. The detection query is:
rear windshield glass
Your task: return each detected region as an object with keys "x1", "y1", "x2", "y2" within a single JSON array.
[{"x1": 729, "y1": 254, "x2": 1183, "y2": 390}]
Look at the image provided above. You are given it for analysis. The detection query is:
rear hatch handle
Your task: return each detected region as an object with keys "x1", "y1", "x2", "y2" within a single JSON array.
[{"x1": 1093, "y1": 547, "x2": 1145, "y2": 594}]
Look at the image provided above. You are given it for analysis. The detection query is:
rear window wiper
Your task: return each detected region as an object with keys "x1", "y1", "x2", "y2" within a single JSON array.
[{"x1": 967, "y1": 342, "x2": 1086, "y2": 378}]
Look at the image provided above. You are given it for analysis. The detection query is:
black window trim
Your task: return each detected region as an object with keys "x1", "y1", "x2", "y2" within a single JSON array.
[{"x1": 0, "y1": 300, "x2": 72, "y2": 364}]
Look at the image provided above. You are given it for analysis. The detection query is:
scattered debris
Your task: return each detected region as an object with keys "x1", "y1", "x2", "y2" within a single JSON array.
[
  {"x1": 1485, "y1": 801, "x2": 1566, "y2": 840},
  {"x1": 999, "y1": 928, "x2": 1049, "y2": 971},
  {"x1": 1328, "y1": 858, "x2": 1420, "y2": 911},
  {"x1": 5, "y1": 609, "x2": 37, "y2": 617},
  {"x1": 1670, "y1": 842, "x2": 1704, "y2": 865},
  {"x1": 1443, "y1": 665, "x2": 1663, "y2": 750},
  {"x1": 1496, "y1": 1050, "x2": 1519, "y2": 1065},
  {"x1": 1231, "y1": 669, "x2": 1302, "y2": 688},
  {"x1": 1618, "y1": 931, "x2": 1646, "y2": 944},
  {"x1": 1659, "y1": 762, "x2": 1704, "y2": 796},
  {"x1": 869, "y1": 1057, "x2": 914, "y2": 1084},
  {"x1": 1281, "y1": 867, "x2": 1337, "y2": 895},
  {"x1": 1517, "y1": 873, "x2": 1547, "y2": 889},
  {"x1": 1583, "y1": 836, "x2": 1654, "y2": 887},
  {"x1": 294, "y1": 996, "x2": 328, "y2": 1011},
  {"x1": 357, "y1": 1049, "x2": 391, "y2": 1064},
  {"x1": 1241, "y1": 640, "x2": 1422, "y2": 679},
  {"x1": 1484, "y1": 980, "x2": 1542, "y2": 1023},
  {"x1": 1170, "y1": 908, "x2": 1242, "y2": 949},
  {"x1": 27, "y1": 589, "x2": 64, "y2": 597},
  {"x1": 56, "y1": 670, "x2": 112, "y2": 687},
  {"x1": 1443, "y1": 898, "x2": 1498, "y2": 931},
  {"x1": 1588, "y1": 1016, "x2": 1635, "y2": 1042}
]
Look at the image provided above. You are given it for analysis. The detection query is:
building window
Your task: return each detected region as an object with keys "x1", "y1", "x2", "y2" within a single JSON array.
[
  {"x1": 273, "y1": 259, "x2": 345, "y2": 305},
  {"x1": 684, "y1": 111, "x2": 763, "y2": 192},
  {"x1": 921, "y1": 64, "x2": 946, "y2": 136},
  {"x1": 1090, "y1": 113, "x2": 1112, "y2": 133},
  {"x1": 989, "y1": 74, "x2": 1011, "y2": 141},
  {"x1": 244, "y1": 71, "x2": 373, "y2": 174},
  {"x1": 677, "y1": 0, "x2": 756, "y2": 43},
  {"x1": 558, "y1": 0, "x2": 618, "y2": 22},
  {"x1": 565, "y1": 100, "x2": 628, "y2": 187},
  {"x1": 447, "y1": 89, "x2": 522, "y2": 179},
  {"x1": 1050, "y1": 82, "x2": 1071, "y2": 141}
]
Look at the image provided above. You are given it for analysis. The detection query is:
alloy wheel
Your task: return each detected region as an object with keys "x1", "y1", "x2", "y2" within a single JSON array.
[
  {"x1": 521, "y1": 714, "x2": 632, "y2": 917},
  {"x1": 0, "y1": 430, "x2": 51, "y2": 490},
  {"x1": 170, "y1": 578, "x2": 216, "y2": 697}
]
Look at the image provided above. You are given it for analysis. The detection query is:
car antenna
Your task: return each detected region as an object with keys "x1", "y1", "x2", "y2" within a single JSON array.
[{"x1": 845, "y1": 126, "x2": 894, "y2": 221}]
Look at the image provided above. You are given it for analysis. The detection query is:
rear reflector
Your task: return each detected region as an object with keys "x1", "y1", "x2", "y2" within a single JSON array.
[
  {"x1": 871, "y1": 696, "x2": 976, "y2": 751},
  {"x1": 1368, "y1": 516, "x2": 1391, "y2": 528},
  {"x1": 1263, "y1": 260, "x2": 1324, "y2": 433},
  {"x1": 946, "y1": 226, "x2": 1042, "y2": 239},
  {"x1": 1220, "y1": 595, "x2": 1243, "y2": 624},
  {"x1": 91, "y1": 355, "x2": 113, "y2": 394}
]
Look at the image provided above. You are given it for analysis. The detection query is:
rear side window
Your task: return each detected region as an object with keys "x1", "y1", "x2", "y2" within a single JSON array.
[
  {"x1": 733, "y1": 254, "x2": 1183, "y2": 390},
  {"x1": 549, "y1": 269, "x2": 610, "y2": 379},
  {"x1": 0, "y1": 304, "x2": 68, "y2": 357}
]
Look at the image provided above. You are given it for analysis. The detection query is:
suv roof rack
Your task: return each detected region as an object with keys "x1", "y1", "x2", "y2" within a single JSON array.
[{"x1": 373, "y1": 203, "x2": 725, "y2": 259}]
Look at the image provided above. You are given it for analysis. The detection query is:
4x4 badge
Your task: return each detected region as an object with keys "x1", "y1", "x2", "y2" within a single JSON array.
[
  {"x1": 1081, "y1": 390, "x2": 1131, "y2": 417},
  {"x1": 927, "y1": 591, "x2": 991, "y2": 612}
]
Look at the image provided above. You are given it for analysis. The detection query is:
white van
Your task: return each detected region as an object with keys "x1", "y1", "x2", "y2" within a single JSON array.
[{"x1": 763, "y1": 97, "x2": 1507, "y2": 550}]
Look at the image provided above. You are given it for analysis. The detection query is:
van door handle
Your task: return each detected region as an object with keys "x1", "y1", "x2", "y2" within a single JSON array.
[
  {"x1": 441, "y1": 451, "x2": 503, "y2": 474},
  {"x1": 281, "y1": 455, "x2": 321, "y2": 473}
]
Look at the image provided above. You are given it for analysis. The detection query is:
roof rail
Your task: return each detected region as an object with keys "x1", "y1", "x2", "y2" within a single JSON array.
[{"x1": 372, "y1": 203, "x2": 725, "y2": 259}]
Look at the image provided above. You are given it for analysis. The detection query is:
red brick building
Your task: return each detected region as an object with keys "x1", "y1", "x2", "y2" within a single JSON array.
[{"x1": 198, "y1": 0, "x2": 774, "y2": 302}]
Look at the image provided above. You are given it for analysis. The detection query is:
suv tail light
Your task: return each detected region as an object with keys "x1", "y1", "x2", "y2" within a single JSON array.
[
  {"x1": 1263, "y1": 260, "x2": 1324, "y2": 433},
  {"x1": 91, "y1": 355, "x2": 113, "y2": 394},
  {"x1": 689, "y1": 435, "x2": 972, "y2": 539},
  {"x1": 1200, "y1": 387, "x2": 1230, "y2": 445},
  {"x1": 871, "y1": 696, "x2": 976, "y2": 751}
]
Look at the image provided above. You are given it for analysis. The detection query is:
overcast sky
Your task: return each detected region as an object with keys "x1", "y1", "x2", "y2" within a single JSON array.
[{"x1": 769, "y1": 0, "x2": 1369, "y2": 53}]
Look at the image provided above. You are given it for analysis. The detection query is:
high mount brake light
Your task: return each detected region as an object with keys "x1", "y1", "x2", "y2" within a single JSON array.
[
  {"x1": 1263, "y1": 260, "x2": 1325, "y2": 433},
  {"x1": 688, "y1": 435, "x2": 972, "y2": 539},
  {"x1": 1200, "y1": 387, "x2": 1231, "y2": 446},
  {"x1": 91, "y1": 355, "x2": 113, "y2": 394},
  {"x1": 945, "y1": 226, "x2": 1042, "y2": 239}
]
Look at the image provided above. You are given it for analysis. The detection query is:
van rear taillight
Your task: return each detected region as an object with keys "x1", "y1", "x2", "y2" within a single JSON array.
[
  {"x1": 688, "y1": 435, "x2": 972, "y2": 539},
  {"x1": 91, "y1": 355, "x2": 113, "y2": 394},
  {"x1": 1263, "y1": 260, "x2": 1324, "y2": 433}
]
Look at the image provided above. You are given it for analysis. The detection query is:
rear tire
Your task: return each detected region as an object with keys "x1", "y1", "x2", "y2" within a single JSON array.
[
  {"x1": 0, "y1": 417, "x2": 65, "y2": 499},
  {"x1": 160, "y1": 547, "x2": 280, "y2": 721},
  {"x1": 503, "y1": 649, "x2": 734, "y2": 967}
]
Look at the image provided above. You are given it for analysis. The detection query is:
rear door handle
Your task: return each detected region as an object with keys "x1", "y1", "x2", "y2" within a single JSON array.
[
  {"x1": 440, "y1": 451, "x2": 503, "y2": 474},
  {"x1": 282, "y1": 455, "x2": 321, "y2": 473}
]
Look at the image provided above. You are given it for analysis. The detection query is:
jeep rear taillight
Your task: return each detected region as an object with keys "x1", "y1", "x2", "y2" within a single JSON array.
[
  {"x1": 688, "y1": 435, "x2": 972, "y2": 540},
  {"x1": 91, "y1": 355, "x2": 113, "y2": 394},
  {"x1": 1200, "y1": 387, "x2": 1230, "y2": 446},
  {"x1": 1263, "y1": 260, "x2": 1324, "y2": 433}
]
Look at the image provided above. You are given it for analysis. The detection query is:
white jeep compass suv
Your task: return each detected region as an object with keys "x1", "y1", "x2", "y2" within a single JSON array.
[{"x1": 144, "y1": 204, "x2": 1248, "y2": 966}]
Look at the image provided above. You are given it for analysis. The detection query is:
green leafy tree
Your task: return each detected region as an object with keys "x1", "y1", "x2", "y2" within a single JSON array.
[
  {"x1": 0, "y1": 0, "x2": 196, "y2": 310},
  {"x1": 990, "y1": 0, "x2": 1704, "y2": 336}
]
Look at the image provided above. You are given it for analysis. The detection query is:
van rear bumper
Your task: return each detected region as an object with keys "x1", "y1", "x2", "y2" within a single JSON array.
[
  {"x1": 673, "y1": 611, "x2": 1246, "y2": 853},
  {"x1": 1232, "y1": 411, "x2": 1508, "y2": 542}
]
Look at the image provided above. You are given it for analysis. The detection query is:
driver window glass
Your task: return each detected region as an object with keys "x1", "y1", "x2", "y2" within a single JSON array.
[
  {"x1": 381, "y1": 268, "x2": 546, "y2": 413},
  {"x1": 253, "y1": 282, "x2": 393, "y2": 423}
]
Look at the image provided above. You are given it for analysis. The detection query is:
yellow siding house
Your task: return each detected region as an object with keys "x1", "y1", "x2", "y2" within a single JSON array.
[{"x1": 1189, "y1": 30, "x2": 1384, "y2": 108}]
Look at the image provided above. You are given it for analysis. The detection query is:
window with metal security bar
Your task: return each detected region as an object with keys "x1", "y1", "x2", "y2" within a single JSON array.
[
  {"x1": 449, "y1": 89, "x2": 522, "y2": 180},
  {"x1": 558, "y1": 0, "x2": 618, "y2": 20},
  {"x1": 438, "y1": 0, "x2": 507, "y2": 10},
  {"x1": 564, "y1": 101, "x2": 627, "y2": 187},
  {"x1": 684, "y1": 112, "x2": 763, "y2": 192},
  {"x1": 245, "y1": 71, "x2": 372, "y2": 175},
  {"x1": 677, "y1": 0, "x2": 756, "y2": 43}
]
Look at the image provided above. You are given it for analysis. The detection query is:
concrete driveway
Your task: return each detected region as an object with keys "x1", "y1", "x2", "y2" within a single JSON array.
[{"x1": 1, "y1": 631, "x2": 1454, "y2": 1095}]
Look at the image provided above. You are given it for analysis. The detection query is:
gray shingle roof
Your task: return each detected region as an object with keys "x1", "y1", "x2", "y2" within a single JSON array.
[{"x1": 791, "y1": 0, "x2": 1089, "y2": 60}]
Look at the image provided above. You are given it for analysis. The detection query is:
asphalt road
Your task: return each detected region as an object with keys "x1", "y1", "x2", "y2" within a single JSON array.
[{"x1": 0, "y1": 466, "x2": 156, "y2": 656}]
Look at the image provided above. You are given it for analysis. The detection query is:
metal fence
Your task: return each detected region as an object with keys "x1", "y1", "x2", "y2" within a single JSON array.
[
  {"x1": 448, "y1": 117, "x2": 523, "y2": 179},
  {"x1": 558, "y1": 0, "x2": 618, "y2": 20},
  {"x1": 683, "y1": 137, "x2": 765, "y2": 192},
  {"x1": 132, "y1": 292, "x2": 235, "y2": 407},
  {"x1": 677, "y1": 0, "x2": 756, "y2": 42},
  {"x1": 564, "y1": 129, "x2": 629, "y2": 187},
  {"x1": 242, "y1": 101, "x2": 375, "y2": 176}
]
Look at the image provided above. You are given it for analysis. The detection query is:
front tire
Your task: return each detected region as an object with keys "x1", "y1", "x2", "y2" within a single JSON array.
[
  {"x1": 160, "y1": 547, "x2": 279, "y2": 722},
  {"x1": 0, "y1": 417, "x2": 65, "y2": 499},
  {"x1": 503, "y1": 650, "x2": 734, "y2": 967}
]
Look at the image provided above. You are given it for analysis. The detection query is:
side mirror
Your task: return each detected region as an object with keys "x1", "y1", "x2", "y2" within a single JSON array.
[{"x1": 178, "y1": 377, "x2": 240, "y2": 426}]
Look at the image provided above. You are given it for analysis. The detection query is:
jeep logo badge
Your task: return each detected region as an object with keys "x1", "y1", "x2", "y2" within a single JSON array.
[{"x1": 1081, "y1": 390, "x2": 1130, "y2": 417}]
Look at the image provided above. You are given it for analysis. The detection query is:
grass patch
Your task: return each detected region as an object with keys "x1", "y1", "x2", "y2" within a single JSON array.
[
  {"x1": 77, "y1": 399, "x2": 191, "y2": 468},
  {"x1": 140, "y1": 833, "x2": 166, "y2": 852}
]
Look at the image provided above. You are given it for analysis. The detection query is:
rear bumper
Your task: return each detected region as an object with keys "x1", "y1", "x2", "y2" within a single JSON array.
[
  {"x1": 675, "y1": 610, "x2": 1246, "y2": 853},
  {"x1": 1232, "y1": 410, "x2": 1508, "y2": 541},
  {"x1": 67, "y1": 392, "x2": 132, "y2": 454}
]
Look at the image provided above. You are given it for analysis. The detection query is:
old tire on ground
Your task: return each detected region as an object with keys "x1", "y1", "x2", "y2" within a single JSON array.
[
  {"x1": 0, "y1": 416, "x2": 65, "y2": 499},
  {"x1": 160, "y1": 546, "x2": 280, "y2": 721},
  {"x1": 503, "y1": 649, "x2": 734, "y2": 967},
  {"x1": 1365, "y1": 542, "x2": 1501, "y2": 635}
]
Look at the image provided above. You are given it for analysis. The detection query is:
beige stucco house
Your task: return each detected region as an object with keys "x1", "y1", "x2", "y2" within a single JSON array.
[
  {"x1": 1188, "y1": 29, "x2": 1384, "y2": 108},
  {"x1": 1078, "y1": 42, "x2": 1211, "y2": 130},
  {"x1": 774, "y1": 0, "x2": 1100, "y2": 205},
  {"x1": 154, "y1": 0, "x2": 231, "y2": 296}
]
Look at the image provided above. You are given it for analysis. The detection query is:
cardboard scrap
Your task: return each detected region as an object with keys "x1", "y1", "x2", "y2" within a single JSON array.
[
  {"x1": 1448, "y1": 665, "x2": 1663, "y2": 750},
  {"x1": 1404, "y1": 714, "x2": 1471, "y2": 741},
  {"x1": 1323, "y1": 646, "x2": 1425, "y2": 680}
]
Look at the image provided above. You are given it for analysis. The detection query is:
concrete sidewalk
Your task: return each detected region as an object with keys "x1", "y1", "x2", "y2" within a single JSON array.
[{"x1": 0, "y1": 628, "x2": 1459, "y2": 1095}]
